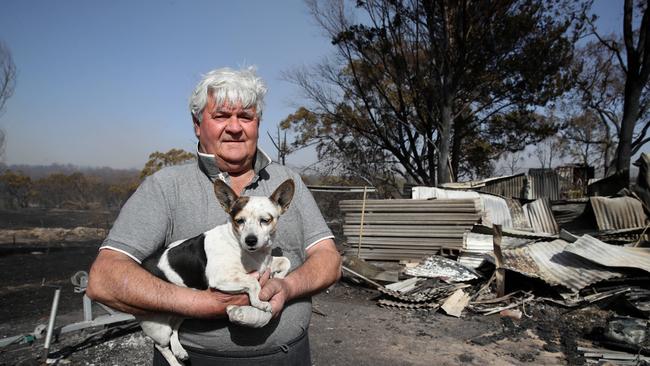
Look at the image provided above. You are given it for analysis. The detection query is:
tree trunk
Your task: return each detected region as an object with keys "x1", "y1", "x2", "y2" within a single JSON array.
[
  {"x1": 437, "y1": 103, "x2": 453, "y2": 185},
  {"x1": 450, "y1": 123, "x2": 463, "y2": 182},
  {"x1": 615, "y1": 81, "x2": 643, "y2": 183}
]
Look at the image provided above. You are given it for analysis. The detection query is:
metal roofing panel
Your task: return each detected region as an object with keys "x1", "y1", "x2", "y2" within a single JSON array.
[
  {"x1": 479, "y1": 174, "x2": 528, "y2": 199},
  {"x1": 589, "y1": 196, "x2": 647, "y2": 231},
  {"x1": 564, "y1": 235, "x2": 650, "y2": 273},
  {"x1": 410, "y1": 187, "x2": 512, "y2": 227},
  {"x1": 501, "y1": 239, "x2": 623, "y2": 292},
  {"x1": 480, "y1": 194, "x2": 513, "y2": 228},
  {"x1": 342, "y1": 197, "x2": 482, "y2": 261},
  {"x1": 404, "y1": 255, "x2": 479, "y2": 281},
  {"x1": 411, "y1": 187, "x2": 481, "y2": 200},
  {"x1": 529, "y1": 171, "x2": 560, "y2": 201},
  {"x1": 523, "y1": 198, "x2": 560, "y2": 235},
  {"x1": 463, "y1": 232, "x2": 531, "y2": 252}
]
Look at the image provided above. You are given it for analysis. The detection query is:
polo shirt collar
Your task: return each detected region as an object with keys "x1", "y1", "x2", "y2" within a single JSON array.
[{"x1": 197, "y1": 146, "x2": 273, "y2": 183}]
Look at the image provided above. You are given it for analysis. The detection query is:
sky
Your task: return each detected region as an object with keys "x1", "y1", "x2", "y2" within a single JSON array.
[{"x1": 0, "y1": 0, "x2": 628, "y2": 171}]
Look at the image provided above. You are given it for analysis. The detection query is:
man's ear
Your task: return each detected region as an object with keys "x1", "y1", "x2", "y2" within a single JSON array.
[
  {"x1": 214, "y1": 179, "x2": 237, "y2": 212},
  {"x1": 192, "y1": 114, "x2": 201, "y2": 138},
  {"x1": 270, "y1": 179, "x2": 295, "y2": 214}
]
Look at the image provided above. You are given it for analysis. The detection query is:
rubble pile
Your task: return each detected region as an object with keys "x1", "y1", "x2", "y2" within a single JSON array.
[{"x1": 341, "y1": 154, "x2": 650, "y2": 364}]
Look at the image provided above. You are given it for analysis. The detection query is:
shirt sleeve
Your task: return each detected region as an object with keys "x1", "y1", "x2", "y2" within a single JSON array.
[
  {"x1": 100, "y1": 175, "x2": 170, "y2": 263},
  {"x1": 292, "y1": 174, "x2": 335, "y2": 251}
]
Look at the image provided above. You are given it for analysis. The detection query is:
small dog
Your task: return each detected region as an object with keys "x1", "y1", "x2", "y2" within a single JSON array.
[{"x1": 138, "y1": 179, "x2": 294, "y2": 366}]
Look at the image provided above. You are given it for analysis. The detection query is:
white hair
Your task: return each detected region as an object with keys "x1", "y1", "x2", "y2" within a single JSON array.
[{"x1": 189, "y1": 66, "x2": 267, "y2": 124}]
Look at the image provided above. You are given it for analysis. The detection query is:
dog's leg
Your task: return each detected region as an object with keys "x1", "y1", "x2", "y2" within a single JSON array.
[
  {"x1": 226, "y1": 305, "x2": 273, "y2": 327},
  {"x1": 169, "y1": 318, "x2": 188, "y2": 361},
  {"x1": 214, "y1": 275, "x2": 272, "y2": 312},
  {"x1": 270, "y1": 256, "x2": 291, "y2": 278},
  {"x1": 155, "y1": 344, "x2": 185, "y2": 366}
]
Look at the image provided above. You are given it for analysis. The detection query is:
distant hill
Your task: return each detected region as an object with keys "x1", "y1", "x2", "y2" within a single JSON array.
[{"x1": 1, "y1": 163, "x2": 139, "y2": 184}]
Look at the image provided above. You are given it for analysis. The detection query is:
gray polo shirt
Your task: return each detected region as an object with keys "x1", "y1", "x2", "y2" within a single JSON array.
[{"x1": 100, "y1": 148, "x2": 334, "y2": 352}]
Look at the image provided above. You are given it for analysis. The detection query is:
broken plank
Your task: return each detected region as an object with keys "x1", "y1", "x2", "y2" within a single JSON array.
[{"x1": 441, "y1": 289, "x2": 470, "y2": 317}]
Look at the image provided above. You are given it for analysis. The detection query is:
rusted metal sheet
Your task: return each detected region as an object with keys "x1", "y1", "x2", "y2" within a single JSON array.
[
  {"x1": 589, "y1": 196, "x2": 647, "y2": 231},
  {"x1": 564, "y1": 235, "x2": 650, "y2": 273},
  {"x1": 523, "y1": 198, "x2": 560, "y2": 235},
  {"x1": 499, "y1": 239, "x2": 623, "y2": 292}
]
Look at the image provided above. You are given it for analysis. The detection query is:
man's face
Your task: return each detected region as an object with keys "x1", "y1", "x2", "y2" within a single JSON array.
[{"x1": 195, "y1": 96, "x2": 259, "y2": 172}]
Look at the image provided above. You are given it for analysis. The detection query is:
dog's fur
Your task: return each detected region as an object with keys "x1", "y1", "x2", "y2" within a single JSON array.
[{"x1": 138, "y1": 179, "x2": 294, "y2": 366}]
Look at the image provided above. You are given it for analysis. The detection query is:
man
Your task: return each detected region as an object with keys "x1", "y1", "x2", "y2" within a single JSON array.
[{"x1": 87, "y1": 66, "x2": 342, "y2": 365}]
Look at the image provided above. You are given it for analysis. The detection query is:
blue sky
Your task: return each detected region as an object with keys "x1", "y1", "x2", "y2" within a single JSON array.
[{"x1": 0, "y1": 0, "x2": 627, "y2": 170}]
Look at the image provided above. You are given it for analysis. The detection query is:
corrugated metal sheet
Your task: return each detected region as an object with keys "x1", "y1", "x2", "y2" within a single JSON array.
[
  {"x1": 564, "y1": 235, "x2": 650, "y2": 273},
  {"x1": 458, "y1": 252, "x2": 488, "y2": 268},
  {"x1": 341, "y1": 198, "x2": 481, "y2": 261},
  {"x1": 443, "y1": 172, "x2": 560, "y2": 200},
  {"x1": 459, "y1": 232, "x2": 531, "y2": 268},
  {"x1": 404, "y1": 255, "x2": 479, "y2": 281},
  {"x1": 479, "y1": 174, "x2": 529, "y2": 199},
  {"x1": 473, "y1": 224, "x2": 558, "y2": 240},
  {"x1": 504, "y1": 197, "x2": 532, "y2": 229},
  {"x1": 529, "y1": 170, "x2": 561, "y2": 201},
  {"x1": 500, "y1": 239, "x2": 623, "y2": 292},
  {"x1": 411, "y1": 187, "x2": 512, "y2": 227},
  {"x1": 523, "y1": 198, "x2": 560, "y2": 235},
  {"x1": 481, "y1": 194, "x2": 513, "y2": 227},
  {"x1": 589, "y1": 196, "x2": 647, "y2": 231},
  {"x1": 411, "y1": 187, "x2": 481, "y2": 200},
  {"x1": 463, "y1": 232, "x2": 531, "y2": 252}
]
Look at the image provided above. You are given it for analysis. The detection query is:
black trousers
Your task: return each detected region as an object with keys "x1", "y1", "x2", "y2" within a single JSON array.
[{"x1": 152, "y1": 330, "x2": 311, "y2": 366}]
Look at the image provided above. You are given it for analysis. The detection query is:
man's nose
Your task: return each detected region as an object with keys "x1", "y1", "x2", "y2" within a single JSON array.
[{"x1": 225, "y1": 116, "x2": 244, "y2": 133}]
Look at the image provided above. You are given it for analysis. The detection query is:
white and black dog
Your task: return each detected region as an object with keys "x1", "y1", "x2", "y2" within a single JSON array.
[{"x1": 138, "y1": 179, "x2": 294, "y2": 366}]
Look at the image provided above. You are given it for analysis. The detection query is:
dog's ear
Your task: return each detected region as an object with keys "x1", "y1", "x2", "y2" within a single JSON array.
[
  {"x1": 214, "y1": 179, "x2": 238, "y2": 213},
  {"x1": 270, "y1": 179, "x2": 295, "y2": 214}
]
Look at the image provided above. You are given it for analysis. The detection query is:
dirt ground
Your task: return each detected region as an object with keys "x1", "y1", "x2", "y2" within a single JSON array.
[{"x1": 0, "y1": 209, "x2": 618, "y2": 365}]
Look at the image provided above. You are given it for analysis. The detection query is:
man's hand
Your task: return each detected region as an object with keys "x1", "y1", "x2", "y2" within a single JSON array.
[{"x1": 258, "y1": 278, "x2": 291, "y2": 317}]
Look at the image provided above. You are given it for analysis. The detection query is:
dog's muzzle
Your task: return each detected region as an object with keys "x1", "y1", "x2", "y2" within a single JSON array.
[{"x1": 245, "y1": 235, "x2": 258, "y2": 247}]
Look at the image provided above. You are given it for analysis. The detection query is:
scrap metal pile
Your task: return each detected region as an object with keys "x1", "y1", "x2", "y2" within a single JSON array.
[{"x1": 341, "y1": 154, "x2": 650, "y2": 364}]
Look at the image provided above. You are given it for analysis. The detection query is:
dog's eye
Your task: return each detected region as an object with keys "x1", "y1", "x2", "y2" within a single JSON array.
[
  {"x1": 260, "y1": 218, "x2": 271, "y2": 225},
  {"x1": 235, "y1": 218, "x2": 245, "y2": 225}
]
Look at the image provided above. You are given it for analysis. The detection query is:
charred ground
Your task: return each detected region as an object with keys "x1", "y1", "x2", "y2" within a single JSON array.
[{"x1": 0, "y1": 208, "x2": 636, "y2": 365}]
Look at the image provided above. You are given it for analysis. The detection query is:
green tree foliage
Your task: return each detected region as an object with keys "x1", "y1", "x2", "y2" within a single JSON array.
[
  {"x1": 283, "y1": 0, "x2": 588, "y2": 187},
  {"x1": 0, "y1": 170, "x2": 32, "y2": 208},
  {"x1": 140, "y1": 148, "x2": 195, "y2": 179}
]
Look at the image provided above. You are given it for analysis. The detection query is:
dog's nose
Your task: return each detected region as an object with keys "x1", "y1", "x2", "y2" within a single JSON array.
[{"x1": 245, "y1": 235, "x2": 258, "y2": 247}]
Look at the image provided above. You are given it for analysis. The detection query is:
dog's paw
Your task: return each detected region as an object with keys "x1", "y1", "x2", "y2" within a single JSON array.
[
  {"x1": 227, "y1": 305, "x2": 272, "y2": 328},
  {"x1": 258, "y1": 300, "x2": 272, "y2": 312},
  {"x1": 172, "y1": 346, "x2": 189, "y2": 361}
]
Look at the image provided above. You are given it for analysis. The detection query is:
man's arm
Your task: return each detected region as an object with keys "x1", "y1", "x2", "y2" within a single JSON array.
[
  {"x1": 259, "y1": 238, "x2": 341, "y2": 315},
  {"x1": 86, "y1": 249, "x2": 250, "y2": 318}
]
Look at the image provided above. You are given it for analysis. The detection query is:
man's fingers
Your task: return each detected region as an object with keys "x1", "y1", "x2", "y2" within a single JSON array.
[{"x1": 259, "y1": 270, "x2": 271, "y2": 287}]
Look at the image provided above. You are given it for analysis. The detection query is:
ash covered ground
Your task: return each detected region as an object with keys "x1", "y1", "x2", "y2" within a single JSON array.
[{"x1": 0, "y1": 209, "x2": 617, "y2": 365}]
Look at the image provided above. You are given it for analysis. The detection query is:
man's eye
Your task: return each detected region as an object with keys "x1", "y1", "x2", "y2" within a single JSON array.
[
  {"x1": 235, "y1": 218, "x2": 245, "y2": 225},
  {"x1": 239, "y1": 114, "x2": 254, "y2": 122}
]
